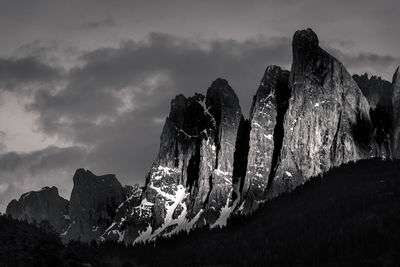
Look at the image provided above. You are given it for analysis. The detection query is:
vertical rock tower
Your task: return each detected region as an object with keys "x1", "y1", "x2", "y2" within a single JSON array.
[{"x1": 270, "y1": 28, "x2": 373, "y2": 198}]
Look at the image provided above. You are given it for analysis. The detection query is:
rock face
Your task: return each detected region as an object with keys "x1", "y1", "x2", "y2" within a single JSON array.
[
  {"x1": 103, "y1": 78, "x2": 243, "y2": 243},
  {"x1": 100, "y1": 184, "x2": 143, "y2": 244},
  {"x1": 353, "y1": 73, "x2": 393, "y2": 158},
  {"x1": 239, "y1": 66, "x2": 290, "y2": 214},
  {"x1": 392, "y1": 67, "x2": 400, "y2": 158},
  {"x1": 6, "y1": 186, "x2": 69, "y2": 232},
  {"x1": 269, "y1": 28, "x2": 374, "y2": 198},
  {"x1": 63, "y1": 169, "x2": 126, "y2": 242},
  {"x1": 195, "y1": 78, "x2": 243, "y2": 226}
]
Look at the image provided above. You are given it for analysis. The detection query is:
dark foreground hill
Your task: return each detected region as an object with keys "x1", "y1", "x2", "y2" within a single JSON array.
[{"x1": 1, "y1": 159, "x2": 400, "y2": 266}]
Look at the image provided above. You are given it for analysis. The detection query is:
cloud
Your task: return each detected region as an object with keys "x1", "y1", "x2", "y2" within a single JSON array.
[
  {"x1": 342, "y1": 52, "x2": 399, "y2": 76},
  {"x1": 29, "y1": 33, "x2": 292, "y2": 136},
  {"x1": 325, "y1": 45, "x2": 400, "y2": 80},
  {"x1": 0, "y1": 131, "x2": 6, "y2": 152},
  {"x1": 0, "y1": 146, "x2": 87, "y2": 212},
  {"x1": 0, "y1": 56, "x2": 63, "y2": 93},
  {"x1": 81, "y1": 17, "x2": 117, "y2": 29}
]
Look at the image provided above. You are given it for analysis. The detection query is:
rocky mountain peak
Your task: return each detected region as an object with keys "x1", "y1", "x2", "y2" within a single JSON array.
[
  {"x1": 6, "y1": 186, "x2": 69, "y2": 233},
  {"x1": 270, "y1": 28, "x2": 373, "y2": 198},
  {"x1": 240, "y1": 65, "x2": 290, "y2": 214},
  {"x1": 168, "y1": 94, "x2": 188, "y2": 127},
  {"x1": 207, "y1": 78, "x2": 240, "y2": 111},
  {"x1": 72, "y1": 168, "x2": 119, "y2": 185},
  {"x1": 353, "y1": 73, "x2": 393, "y2": 158},
  {"x1": 63, "y1": 169, "x2": 126, "y2": 242},
  {"x1": 255, "y1": 65, "x2": 290, "y2": 108},
  {"x1": 292, "y1": 28, "x2": 319, "y2": 62},
  {"x1": 210, "y1": 77, "x2": 230, "y2": 89},
  {"x1": 353, "y1": 73, "x2": 392, "y2": 109}
]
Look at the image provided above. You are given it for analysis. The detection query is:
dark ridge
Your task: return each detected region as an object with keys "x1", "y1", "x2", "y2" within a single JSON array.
[
  {"x1": 353, "y1": 73, "x2": 393, "y2": 151},
  {"x1": 232, "y1": 116, "x2": 251, "y2": 200},
  {"x1": 267, "y1": 71, "x2": 291, "y2": 188},
  {"x1": 353, "y1": 73, "x2": 393, "y2": 108}
]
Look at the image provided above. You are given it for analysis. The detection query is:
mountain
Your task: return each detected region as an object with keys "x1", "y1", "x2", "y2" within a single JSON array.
[
  {"x1": 240, "y1": 65, "x2": 290, "y2": 214},
  {"x1": 270, "y1": 28, "x2": 374, "y2": 199},
  {"x1": 353, "y1": 73, "x2": 393, "y2": 109},
  {"x1": 103, "y1": 78, "x2": 244, "y2": 243},
  {"x1": 353, "y1": 73, "x2": 393, "y2": 158},
  {"x1": 6, "y1": 186, "x2": 69, "y2": 233},
  {"x1": 62, "y1": 169, "x2": 127, "y2": 242},
  {"x1": 6, "y1": 28, "x2": 400, "y2": 245}
]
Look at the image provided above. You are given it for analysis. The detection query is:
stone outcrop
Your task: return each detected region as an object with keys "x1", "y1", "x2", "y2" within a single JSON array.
[
  {"x1": 63, "y1": 169, "x2": 126, "y2": 242},
  {"x1": 392, "y1": 67, "x2": 400, "y2": 158},
  {"x1": 194, "y1": 78, "x2": 243, "y2": 226},
  {"x1": 269, "y1": 28, "x2": 374, "y2": 198},
  {"x1": 239, "y1": 65, "x2": 290, "y2": 214},
  {"x1": 103, "y1": 78, "x2": 243, "y2": 243},
  {"x1": 6, "y1": 186, "x2": 69, "y2": 232}
]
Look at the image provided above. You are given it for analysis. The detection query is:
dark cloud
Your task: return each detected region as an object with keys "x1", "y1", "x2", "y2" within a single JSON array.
[
  {"x1": 81, "y1": 17, "x2": 117, "y2": 29},
  {"x1": 0, "y1": 56, "x2": 63, "y2": 92},
  {"x1": 0, "y1": 146, "x2": 86, "y2": 212}
]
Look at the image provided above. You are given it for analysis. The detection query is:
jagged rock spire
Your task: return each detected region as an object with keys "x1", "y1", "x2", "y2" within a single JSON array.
[
  {"x1": 269, "y1": 28, "x2": 373, "y2": 199},
  {"x1": 239, "y1": 65, "x2": 290, "y2": 214}
]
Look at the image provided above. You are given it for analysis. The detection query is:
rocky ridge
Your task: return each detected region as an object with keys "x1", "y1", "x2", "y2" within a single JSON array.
[
  {"x1": 269, "y1": 28, "x2": 375, "y2": 199},
  {"x1": 63, "y1": 169, "x2": 127, "y2": 242},
  {"x1": 6, "y1": 186, "x2": 69, "y2": 233},
  {"x1": 353, "y1": 73, "x2": 393, "y2": 158}
]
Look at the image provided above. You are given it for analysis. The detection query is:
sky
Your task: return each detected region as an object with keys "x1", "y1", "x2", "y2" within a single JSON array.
[{"x1": 0, "y1": 0, "x2": 399, "y2": 212}]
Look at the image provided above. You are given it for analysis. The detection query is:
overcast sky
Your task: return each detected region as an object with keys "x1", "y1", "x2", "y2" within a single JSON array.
[{"x1": 0, "y1": 0, "x2": 399, "y2": 212}]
